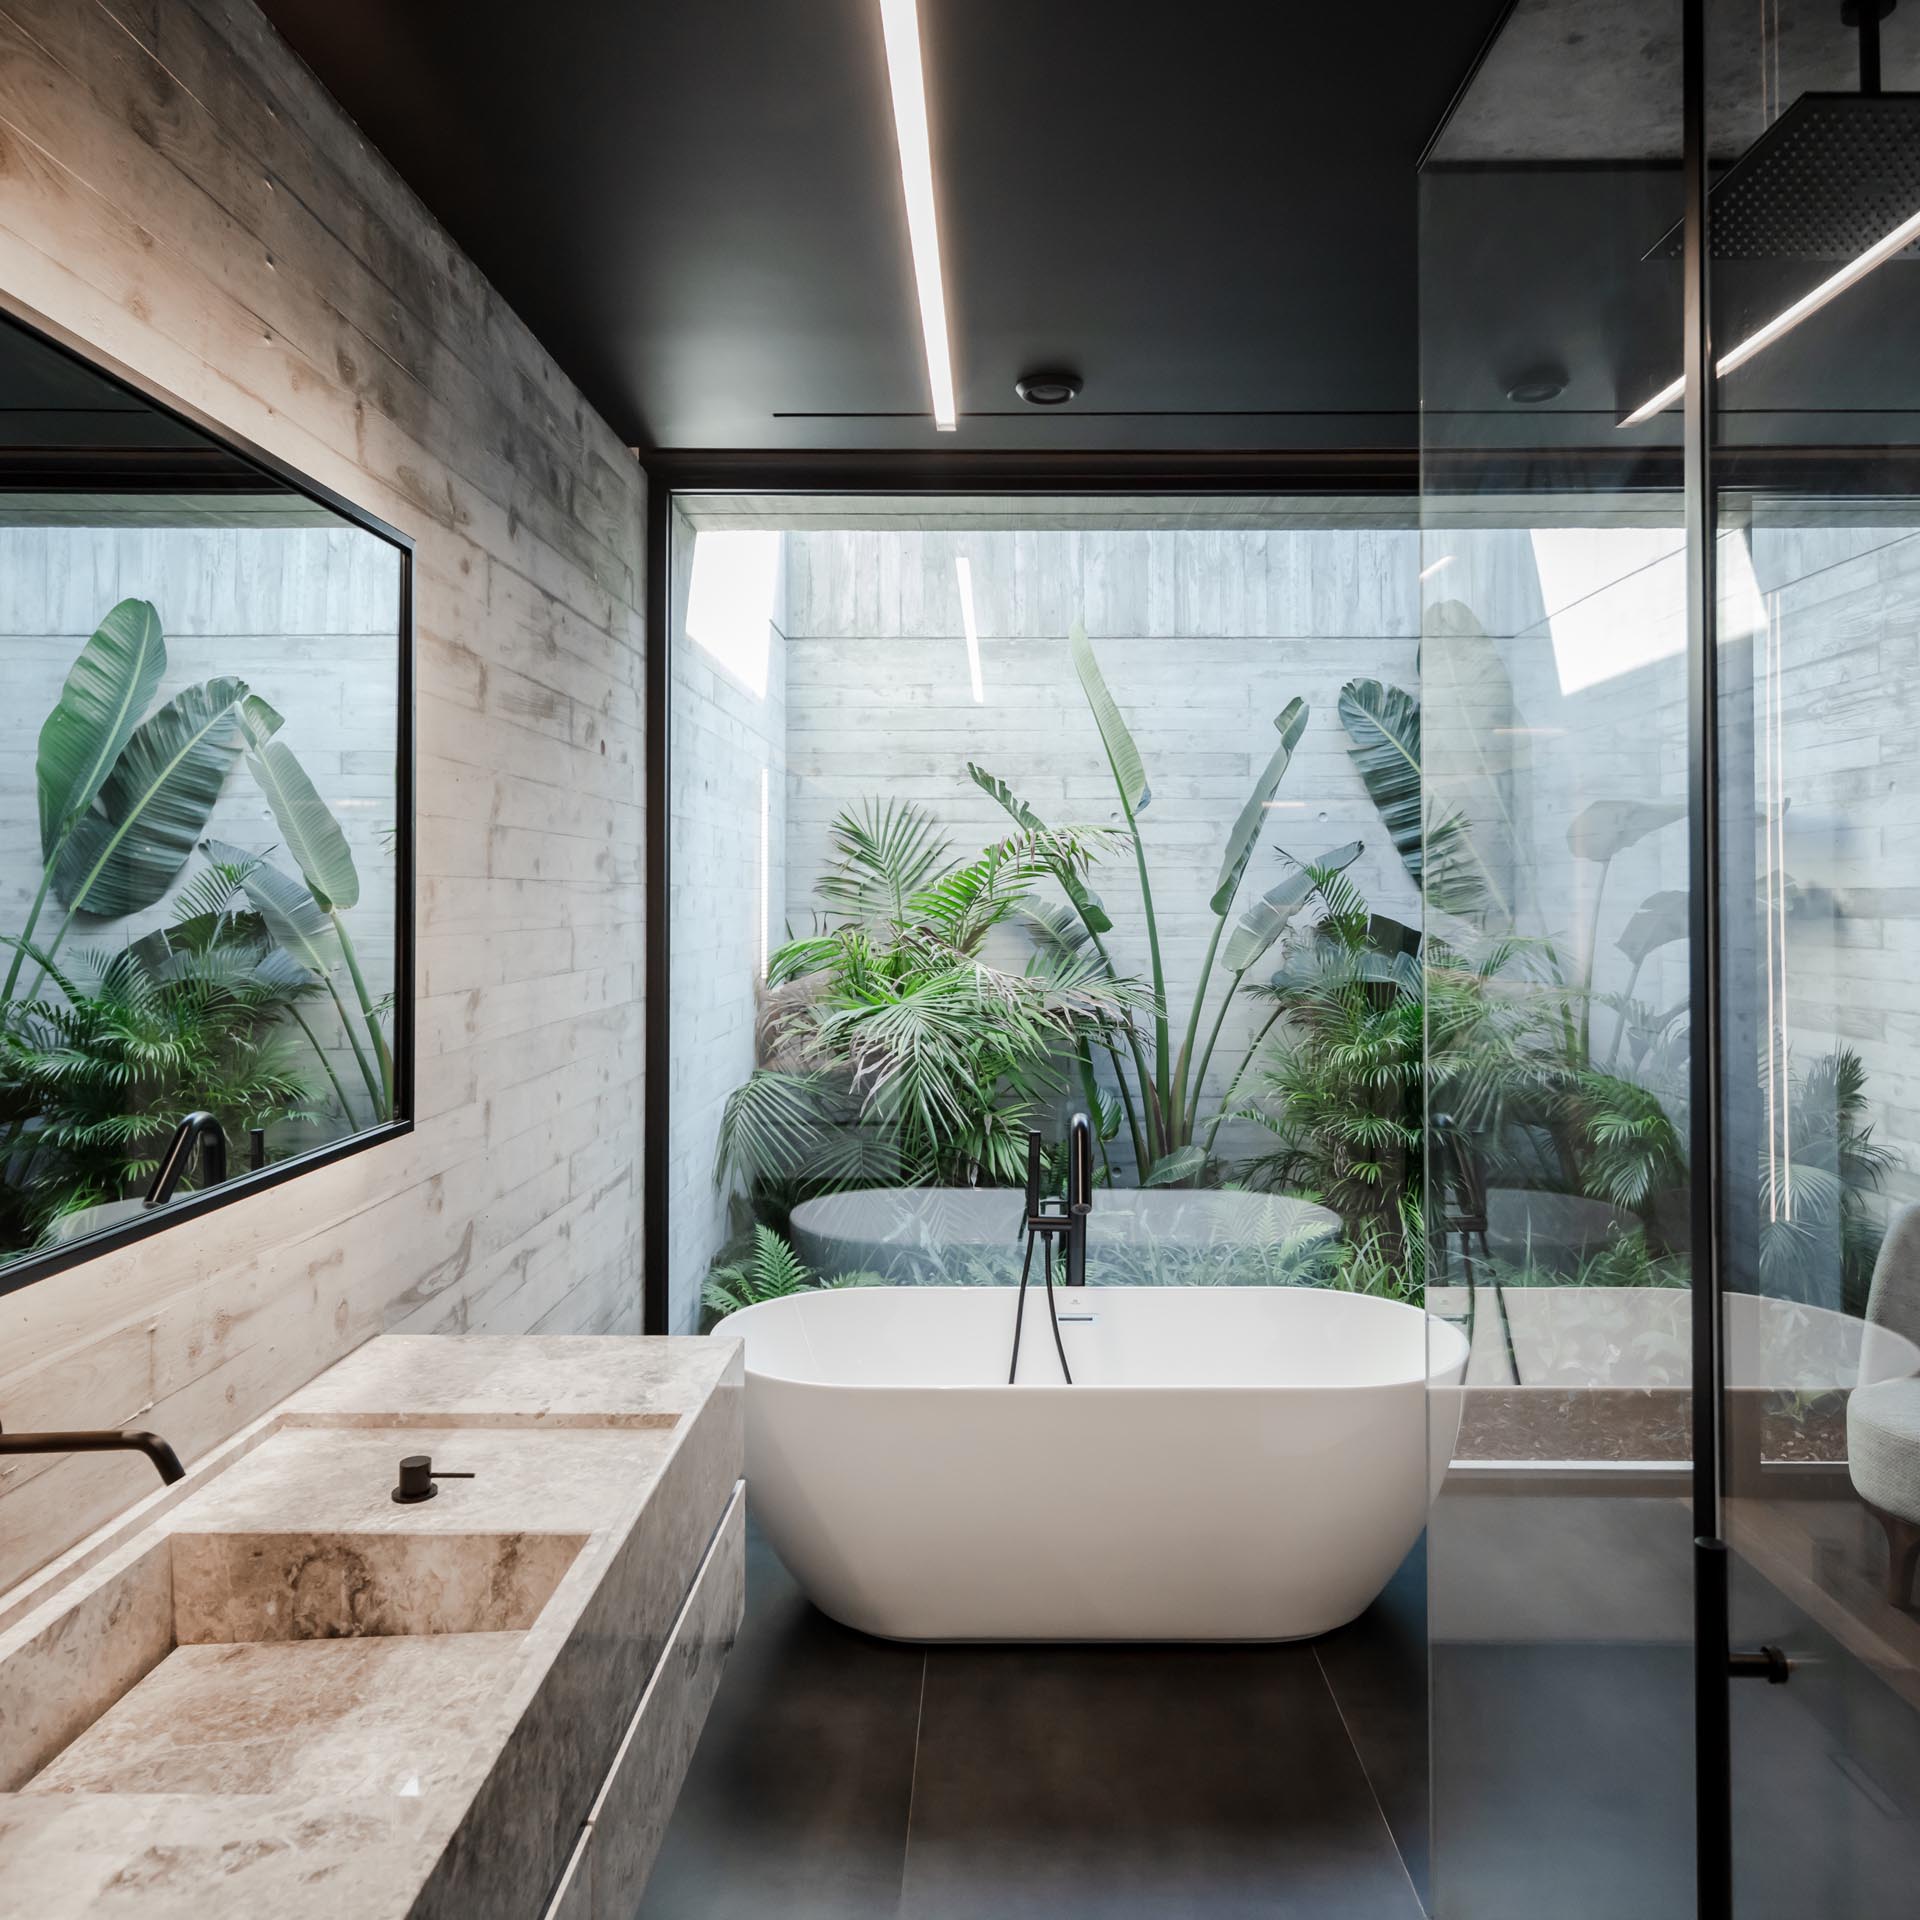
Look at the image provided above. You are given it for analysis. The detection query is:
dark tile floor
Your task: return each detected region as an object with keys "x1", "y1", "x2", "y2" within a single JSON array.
[
  {"x1": 637, "y1": 1515, "x2": 1427, "y2": 1919},
  {"x1": 640, "y1": 1492, "x2": 1920, "y2": 1918}
]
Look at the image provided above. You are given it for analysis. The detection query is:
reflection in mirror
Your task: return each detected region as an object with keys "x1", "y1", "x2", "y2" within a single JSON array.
[{"x1": 0, "y1": 310, "x2": 409, "y2": 1278}]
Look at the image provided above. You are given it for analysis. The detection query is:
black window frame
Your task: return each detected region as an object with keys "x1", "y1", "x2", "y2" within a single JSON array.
[{"x1": 0, "y1": 293, "x2": 416, "y2": 1299}]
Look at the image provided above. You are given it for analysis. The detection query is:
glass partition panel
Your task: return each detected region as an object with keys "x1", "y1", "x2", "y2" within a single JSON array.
[
  {"x1": 1421, "y1": 6, "x2": 1695, "y2": 1913},
  {"x1": 665, "y1": 494, "x2": 1424, "y2": 1334},
  {"x1": 1705, "y1": 0, "x2": 1920, "y2": 1907}
]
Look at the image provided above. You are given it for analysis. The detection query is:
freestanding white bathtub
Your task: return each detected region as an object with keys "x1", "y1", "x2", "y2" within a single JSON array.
[{"x1": 712, "y1": 1284, "x2": 1469, "y2": 1643}]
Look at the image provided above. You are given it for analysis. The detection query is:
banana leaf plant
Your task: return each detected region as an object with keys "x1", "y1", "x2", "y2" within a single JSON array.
[
  {"x1": 969, "y1": 622, "x2": 1318, "y2": 1183},
  {"x1": 235, "y1": 699, "x2": 394, "y2": 1117},
  {"x1": 3, "y1": 598, "x2": 271, "y2": 1012}
]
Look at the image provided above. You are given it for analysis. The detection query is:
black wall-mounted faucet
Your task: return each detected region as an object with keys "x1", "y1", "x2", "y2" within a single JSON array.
[
  {"x1": 0, "y1": 1419, "x2": 185, "y2": 1486},
  {"x1": 144, "y1": 1111, "x2": 228, "y2": 1207}
]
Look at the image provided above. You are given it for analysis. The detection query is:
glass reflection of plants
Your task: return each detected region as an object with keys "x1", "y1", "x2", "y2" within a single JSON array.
[
  {"x1": 1419, "y1": 599, "x2": 1894, "y2": 1310},
  {"x1": 0, "y1": 598, "x2": 395, "y2": 1259}
]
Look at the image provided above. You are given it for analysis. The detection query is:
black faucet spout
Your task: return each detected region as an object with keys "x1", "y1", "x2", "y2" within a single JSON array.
[
  {"x1": 144, "y1": 1110, "x2": 228, "y2": 1207},
  {"x1": 0, "y1": 1421, "x2": 186, "y2": 1486}
]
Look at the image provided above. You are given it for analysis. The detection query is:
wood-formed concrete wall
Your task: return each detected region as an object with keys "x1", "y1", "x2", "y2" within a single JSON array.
[{"x1": 0, "y1": 0, "x2": 645, "y2": 1589}]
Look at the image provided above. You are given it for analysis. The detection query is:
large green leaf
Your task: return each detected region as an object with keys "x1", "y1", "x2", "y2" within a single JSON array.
[
  {"x1": 1070, "y1": 623, "x2": 1150, "y2": 816},
  {"x1": 1566, "y1": 799, "x2": 1686, "y2": 864},
  {"x1": 37, "y1": 599, "x2": 167, "y2": 860},
  {"x1": 967, "y1": 763, "x2": 1112, "y2": 933},
  {"x1": 212, "y1": 839, "x2": 341, "y2": 974},
  {"x1": 1210, "y1": 698, "x2": 1308, "y2": 915},
  {"x1": 1337, "y1": 678, "x2": 1422, "y2": 888},
  {"x1": 1616, "y1": 889, "x2": 1690, "y2": 969},
  {"x1": 54, "y1": 677, "x2": 250, "y2": 916},
  {"x1": 816, "y1": 798, "x2": 948, "y2": 924},
  {"x1": 1141, "y1": 1144, "x2": 1207, "y2": 1188},
  {"x1": 244, "y1": 723, "x2": 359, "y2": 912},
  {"x1": 1223, "y1": 840, "x2": 1362, "y2": 976}
]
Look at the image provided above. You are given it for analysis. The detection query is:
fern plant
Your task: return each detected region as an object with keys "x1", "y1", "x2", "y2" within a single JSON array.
[
  {"x1": 1229, "y1": 864, "x2": 1424, "y2": 1274},
  {"x1": 716, "y1": 800, "x2": 1146, "y2": 1201},
  {"x1": 0, "y1": 857, "x2": 324, "y2": 1253},
  {"x1": 701, "y1": 1224, "x2": 883, "y2": 1328}
]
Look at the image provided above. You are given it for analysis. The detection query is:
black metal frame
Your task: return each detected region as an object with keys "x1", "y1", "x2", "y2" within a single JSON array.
[
  {"x1": 0, "y1": 294, "x2": 417, "y2": 1300},
  {"x1": 1675, "y1": 1, "x2": 1739, "y2": 1910},
  {"x1": 638, "y1": 452, "x2": 1419, "y2": 1334}
]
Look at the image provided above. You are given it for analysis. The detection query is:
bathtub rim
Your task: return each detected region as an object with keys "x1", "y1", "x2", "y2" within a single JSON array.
[{"x1": 710, "y1": 1283, "x2": 1468, "y2": 1395}]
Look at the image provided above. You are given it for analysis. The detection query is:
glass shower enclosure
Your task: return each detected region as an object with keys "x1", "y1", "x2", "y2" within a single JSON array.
[{"x1": 1421, "y1": 1, "x2": 1920, "y2": 1913}]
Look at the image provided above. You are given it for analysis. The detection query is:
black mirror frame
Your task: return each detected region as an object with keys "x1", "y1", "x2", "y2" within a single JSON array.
[{"x1": 0, "y1": 298, "x2": 415, "y2": 1300}]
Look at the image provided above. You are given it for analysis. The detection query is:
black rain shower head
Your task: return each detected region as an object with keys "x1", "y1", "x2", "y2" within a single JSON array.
[{"x1": 1645, "y1": 92, "x2": 1920, "y2": 261}]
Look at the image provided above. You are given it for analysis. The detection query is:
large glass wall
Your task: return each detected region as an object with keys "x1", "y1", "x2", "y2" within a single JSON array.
[
  {"x1": 1425, "y1": 2, "x2": 1920, "y2": 1913},
  {"x1": 1420, "y1": 9, "x2": 1697, "y2": 1915},
  {"x1": 1708, "y1": 0, "x2": 1920, "y2": 1908},
  {"x1": 665, "y1": 496, "x2": 1426, "y2": 1334}
]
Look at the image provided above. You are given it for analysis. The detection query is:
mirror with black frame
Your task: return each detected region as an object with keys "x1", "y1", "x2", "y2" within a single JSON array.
[{"x1": 0, "y1": 308, "x2": 411, "y2": 1286}]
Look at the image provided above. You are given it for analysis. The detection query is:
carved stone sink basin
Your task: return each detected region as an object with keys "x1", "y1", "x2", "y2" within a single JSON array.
[
  {"x1": 0, "y1": 1523, "x2": 584, "y2": 1797},
  {"x1": 0, "y1": 1422, "x2": 618, "y2": 1800}
]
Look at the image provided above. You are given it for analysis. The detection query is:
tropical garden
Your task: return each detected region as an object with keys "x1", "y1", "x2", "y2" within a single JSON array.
[
  {"x1": 707, "y1": 604, "x2": 1895, "y2": 1324},
  {"x1": 0, "y1": 596, "x2": 397, "y2": 1262}
]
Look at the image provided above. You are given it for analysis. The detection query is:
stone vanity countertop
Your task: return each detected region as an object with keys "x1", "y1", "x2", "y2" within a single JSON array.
[{"x1": 0, "y1": 1334, "x2": 742, "y2": 1919}]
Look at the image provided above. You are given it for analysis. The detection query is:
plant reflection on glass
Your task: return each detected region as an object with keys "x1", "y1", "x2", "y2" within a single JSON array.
[
  {"x1": 0, "y1": 856, "x2": 323, "y2": 1247},
  {"x1": 1, "y1": 598, "x2": 395, "y2": 1262}
]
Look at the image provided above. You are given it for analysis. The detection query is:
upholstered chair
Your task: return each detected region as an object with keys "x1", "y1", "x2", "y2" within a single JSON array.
[{"x1": 1847, "y1": 1203, "x2": 1920, "y2": 1605}]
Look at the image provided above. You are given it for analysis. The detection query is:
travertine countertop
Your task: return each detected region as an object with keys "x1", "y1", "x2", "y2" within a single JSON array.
[{"x1": 0, "y1": 1334, "x2": 742, "y2": 1919}]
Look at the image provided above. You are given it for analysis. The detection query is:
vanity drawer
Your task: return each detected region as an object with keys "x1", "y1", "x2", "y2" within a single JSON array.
[{"x1": 546, "y1": 1479, "x2": 745, "y2": 1920}]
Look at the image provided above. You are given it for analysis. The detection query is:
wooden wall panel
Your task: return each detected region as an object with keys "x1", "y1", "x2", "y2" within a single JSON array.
[{"x1": 0, "y1": 0, "x2": 646, "y2": 1589}]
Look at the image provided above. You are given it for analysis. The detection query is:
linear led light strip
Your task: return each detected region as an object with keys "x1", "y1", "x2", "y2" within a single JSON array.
[
  {"x1": 955, "y1": 555, "x2": 984, "y2": 702},
  {"x1": 1619, "y1": 203, "x2": 1920, "y2": 426},
  {"x1": 879, "y1": 0, "x2": 958, "y2": 430}
]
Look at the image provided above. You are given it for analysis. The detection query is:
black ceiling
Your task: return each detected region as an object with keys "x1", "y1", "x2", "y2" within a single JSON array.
[{"x1": 256, "y1": 0, "x2": 1509, "y2": 454}]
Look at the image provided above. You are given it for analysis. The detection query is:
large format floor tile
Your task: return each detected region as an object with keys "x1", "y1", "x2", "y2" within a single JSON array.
[
  {"x1": 635, "y1": 1522, "x2": 925, "y2": 1920},
  {"x1": 898, "y1": 1642, "x2": 1423, "y2": 1920},
  {"x1": 1316, "y1": 1539, "x2": 1429, "y2": 1906}
]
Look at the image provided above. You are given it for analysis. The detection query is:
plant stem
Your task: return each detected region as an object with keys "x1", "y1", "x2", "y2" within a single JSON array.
[
  {"x1": 1203, "y1": 1002, "x2": 1287, "y2": 1152},
  {"x1": 0, "y1": 861, "x2": 57, "y2": 1006},
  {"x1": 331, "y1": 914, "x2": 394, "y2": 1115},
  {"x1": 1097, "y1": 1025, "x2": 1148, "y2": 1171},
  {"x1": 1171, "y1": 913, "x2": 1227, "y2": 1132},
  {"x1": 1603, "y1": 954, "x2": 1647, "y2": 1072},
  {"x1": 289, "y1": 1003, "x2": 359, "y2": 1129},
  {"x1": 1186, "y1": 971, "x2": 1241, "y2": 1133},
  {"x1": 1576, "y1": 856, "x2": 1611, "y2": 1064},
  {"x1": 1075, "y1": 917, "x2": 1161, "y2": 1173},
  {"x1": 323, "y1": 972, "x2": 384, "y2": 1118},
  {"x1": 1127, "y1": 823, "x2": 1173, "y2": 1145}
]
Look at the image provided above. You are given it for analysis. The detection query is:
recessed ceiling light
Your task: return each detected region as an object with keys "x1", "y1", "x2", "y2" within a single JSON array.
[
  {"x1": 1015, "y1": 370, "x2": 1083, "y2": 407},
  {"x1": 1504, "y1": 366, "x2": 1567, "y2": 405},
  {"x1": 878, "y1": 0, "x2": 957, "y2": 431}
]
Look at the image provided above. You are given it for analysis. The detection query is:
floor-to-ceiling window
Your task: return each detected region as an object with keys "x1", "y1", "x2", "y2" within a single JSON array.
[{"x1": 662, "y1": 494, "x2": 1430, "y2": 1335}]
